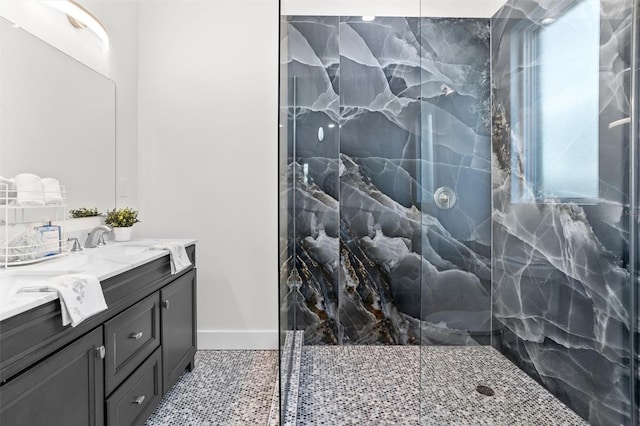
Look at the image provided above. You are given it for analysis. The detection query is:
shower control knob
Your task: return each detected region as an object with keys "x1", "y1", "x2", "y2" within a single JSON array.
[{"x1": 434, "y1": 187, "x2": 457, "y2": 209}]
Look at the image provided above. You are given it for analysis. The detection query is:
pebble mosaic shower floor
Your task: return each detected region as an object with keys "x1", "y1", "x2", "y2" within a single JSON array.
[{"x1": 144, "y1": 346, "x2": 586, "y2": 425}]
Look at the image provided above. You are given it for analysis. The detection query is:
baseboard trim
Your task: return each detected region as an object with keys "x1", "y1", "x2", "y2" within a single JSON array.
[{"x1": 197, "y1": 330, "x2": 279, "y2": 350}]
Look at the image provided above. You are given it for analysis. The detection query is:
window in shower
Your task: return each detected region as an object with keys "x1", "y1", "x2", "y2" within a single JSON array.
[{"x1": 513, "y1": 0, "x2": 600, "y2": 202}]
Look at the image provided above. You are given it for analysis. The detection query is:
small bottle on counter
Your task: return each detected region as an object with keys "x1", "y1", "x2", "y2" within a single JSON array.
[{"x1": 34, "y1": 220, "x2": 61, "y2": 256}]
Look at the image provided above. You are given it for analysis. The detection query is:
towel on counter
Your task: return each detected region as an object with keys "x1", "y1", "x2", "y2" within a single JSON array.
[
  {"x1": 42, "y1": 178, "x2": 64, "y2": 205},
  {"x1": 14, "y1": 173, "x2": 44, "y2": 206},
  {"x1": 149, "y1": 243, "x2": 192, "y2": 274},
  {"x1": 18, "y1": 274, "x2": 107, "y2": 327}
]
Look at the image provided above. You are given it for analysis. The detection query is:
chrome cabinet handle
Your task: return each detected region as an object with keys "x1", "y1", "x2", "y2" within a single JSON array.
[
  {"x1": 130, "y1": 332, "x2": 143, "y2": 340},
  {"x1": 95, "y1": 345, "x2": 105, "y2": 359},
  {"x1": 162, "y1": 300, "x2": 170, "y2": 309},
  {"x1": 132, "y1": 395, "x2": 145, "y2": 405}
]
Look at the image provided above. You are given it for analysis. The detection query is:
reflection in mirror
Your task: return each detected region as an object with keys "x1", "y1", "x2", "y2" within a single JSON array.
[{"x1": 0, "y1": 16, "x2": 116, "y2": 213}]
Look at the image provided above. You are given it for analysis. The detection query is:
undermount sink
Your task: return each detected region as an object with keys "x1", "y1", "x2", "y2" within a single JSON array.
[{"x1": 89, "y1": 243, "x2": 151, "y2": 262}]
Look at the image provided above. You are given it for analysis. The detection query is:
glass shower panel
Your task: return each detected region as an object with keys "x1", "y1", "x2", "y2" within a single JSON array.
[
  {"x1": 491, "y1": 0, "x2": 636, "y2": 424},
  {"x1": 417, "y1": 17, "x2": 493, "y2": 343},
  {"x1": 418, "y1": 9, "x2": 493, "y2": 422},
  {"x1": 633, "y1": 1, "x2": 640, "y2": 422},
  {"x1": 279, "y1": 12, "x2": 341, "y2": 425},
  {"x1": 279, "y1": 2, "x2": 423, "y2": 424},
  {"x1": 278, "y1": 14, "x2": 296, "y2": 425},
  {"x1": 338, "y1": 15, "x2": 423, "y2": 345}
]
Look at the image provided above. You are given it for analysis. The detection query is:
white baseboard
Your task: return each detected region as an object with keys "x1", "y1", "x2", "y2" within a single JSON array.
[{"x1": 197, "y1": 330, "x2": 279, "y2": 350}]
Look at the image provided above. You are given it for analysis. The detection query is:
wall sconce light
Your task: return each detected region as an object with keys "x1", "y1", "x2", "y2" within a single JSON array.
[{"x1": 43, "y1": 0, "x2": 109, "y2": 50}]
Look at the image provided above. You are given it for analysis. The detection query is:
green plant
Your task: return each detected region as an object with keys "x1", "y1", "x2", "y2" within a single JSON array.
[
  {"x1": 104, "y1": 207, "x2": 140, "y2": 228},
  {"x1": 69, "y1": 207, "x2": 100, "y2": 218}
]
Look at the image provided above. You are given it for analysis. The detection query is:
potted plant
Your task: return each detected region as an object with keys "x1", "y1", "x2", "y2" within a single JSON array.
[
  {"x1": 104, "y1": 207, "x2": 140, "y2": 242},
  {"x1": 69, "y1": 207, "x2": 100, "y2": 218}
]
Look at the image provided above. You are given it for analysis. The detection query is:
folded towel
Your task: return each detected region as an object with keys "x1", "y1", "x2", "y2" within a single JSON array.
[
  {"x1": 18, "y1": 274, "x2": 107, "y2": 327},
  {"x1": 14, "y1": 173, "x2": 44, "y2": 206},
  {"x1": 149, "y1": 243, "x2": 192, "y2": 274},
  {"x1": 42, "y1": 178, "x2": 64, "y2": 205},
  {"x1": 0, "y1": 176, "x2": 16, "y2": 205},
  {"x1": 2, "y1": 228, "x2": 46, "y2": 263}
]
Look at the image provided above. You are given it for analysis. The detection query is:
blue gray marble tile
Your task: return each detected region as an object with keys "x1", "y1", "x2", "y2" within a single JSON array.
[
  {"x1": 282, "y1": 16, "x2": 493, "y2": 347},
  {"x1": 491, "y1": 0, "x2": 635, "y2": 424}
]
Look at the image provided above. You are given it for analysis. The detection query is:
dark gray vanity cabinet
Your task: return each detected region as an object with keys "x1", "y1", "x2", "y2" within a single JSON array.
[
  {"x1": 161, "y1": 269, "x2": 197, "y2": 394},
  {"x1": 0, "y1": 327, "x2": 105, "y2": 426},
  {"x1": 0, "y1": 244, "x2": 197, "y2": 426}
]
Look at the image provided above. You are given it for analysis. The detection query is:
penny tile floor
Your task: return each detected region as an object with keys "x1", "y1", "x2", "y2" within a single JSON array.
[{"x1": 145, "y1": 346, "x2": 586, "y2": 425}]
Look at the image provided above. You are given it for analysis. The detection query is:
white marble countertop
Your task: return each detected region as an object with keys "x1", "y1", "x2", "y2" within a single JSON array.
[{"x1": 0, "y1": 238, "x2": 197, "y2": 322}]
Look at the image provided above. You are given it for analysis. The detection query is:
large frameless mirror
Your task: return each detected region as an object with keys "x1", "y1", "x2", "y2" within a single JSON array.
[{"x1": 0, "y1": 16, "x2": 116, "y2": 213}]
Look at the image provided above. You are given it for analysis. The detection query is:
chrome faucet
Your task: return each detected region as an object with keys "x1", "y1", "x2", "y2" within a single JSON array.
[
  {"x1": 85, "y1": 225, "x2": 112, "y2": 248},
  {"x1": 67, "y1": 237, "x2": 83, "y2": 252}
]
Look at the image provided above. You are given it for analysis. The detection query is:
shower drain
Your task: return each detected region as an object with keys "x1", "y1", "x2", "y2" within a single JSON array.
[{"x1": 476, "y1": 385, "x2": 495, "y2": 396}]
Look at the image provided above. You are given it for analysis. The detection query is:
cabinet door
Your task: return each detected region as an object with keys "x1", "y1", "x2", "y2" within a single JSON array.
[
  {"x1": 160, "y1": 269, "x2": 197, "y2": 394},
  {"x1": 0, "y1": 327, "x2": 104, "y2": 426}
]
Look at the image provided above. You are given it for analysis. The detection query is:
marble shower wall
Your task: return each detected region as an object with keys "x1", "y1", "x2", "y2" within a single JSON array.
[
  {"x1": 491, "y1": 0, "x2": 635, "y2": 424},
  {"x1": 281, "y1": 16, "x2": 492, "y2": 346}
]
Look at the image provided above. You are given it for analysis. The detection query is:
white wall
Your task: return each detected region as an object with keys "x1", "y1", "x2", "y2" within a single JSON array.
[{"x1": 137, "y1": 0, "x2": 279, "y2": 349}]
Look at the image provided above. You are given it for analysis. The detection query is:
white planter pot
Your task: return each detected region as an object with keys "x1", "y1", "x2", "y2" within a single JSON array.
[{"x1": 112, "y1": 226, "x2": 133, "y2": 242}]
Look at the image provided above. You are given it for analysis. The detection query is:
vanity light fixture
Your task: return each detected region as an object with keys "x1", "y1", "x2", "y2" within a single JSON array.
[
  {"x1": 43, "y1": 0, "x2": 109, "y2": 50},
  {"x1": 362, "y1": 16, "x2": 376, "y2": 22}
]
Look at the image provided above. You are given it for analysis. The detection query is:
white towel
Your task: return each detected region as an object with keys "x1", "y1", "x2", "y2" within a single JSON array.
[
  {"x1": 150, "y1": 243, "x2": 192, "y2": 274},
  {"x1": 18, "y1": 274, "x2": 108, "y2": 327},
  {"x1": 14, "y1": 173, "x2": 44, "y2": 206},
  {"x1": 0, "y1": 176, "x2": 16, "y2": 205},
  {"x1": 42, "y1": 178, "x2": 64, "y2": 205},
  {"x1": 1, "y1": 227, "x2": 45, "y2": 263}
]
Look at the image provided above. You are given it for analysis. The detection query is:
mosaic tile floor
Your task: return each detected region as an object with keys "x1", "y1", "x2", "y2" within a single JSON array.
[
  {"x1": 145, "y1": 350, "x2": 278, "y2": 426},
  {"x1": 296, "y1": 345, "x2": 587, "y2": 426},
  {"x1": 144, "y1": 346, "x2": 586, "y2": 425},
  {"x1": 420, "y1": 346, "x2": 586, "y2": 425},
  {"x1": 296, "y1": 345, "x2": 421, "y2": 425}
]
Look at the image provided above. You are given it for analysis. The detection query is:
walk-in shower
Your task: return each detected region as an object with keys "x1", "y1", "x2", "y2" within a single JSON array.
[{"x1": 278, "y1": 0, "x2": 639, "y2": 424}]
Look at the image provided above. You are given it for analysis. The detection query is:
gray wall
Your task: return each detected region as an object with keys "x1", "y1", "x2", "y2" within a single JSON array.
[
  {"x1": 491, "y1": 0, "x2": 635, "y2": 423},
  {"x1": 281, "y1": 16, "x2": 492, "y2": 345}
]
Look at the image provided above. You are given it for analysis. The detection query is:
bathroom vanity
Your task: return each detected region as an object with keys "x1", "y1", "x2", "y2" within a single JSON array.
[{"x1": 0, "y1": 240, "x2": 197, "y2": 426}]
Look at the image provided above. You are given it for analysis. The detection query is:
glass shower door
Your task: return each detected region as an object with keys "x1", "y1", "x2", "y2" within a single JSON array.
[
  {"x1": 279, "y1": 3, "x2": 425, "y2": 424},
  {"x1": 417, "y1": 9, "x2": 494, "y2": 422}
]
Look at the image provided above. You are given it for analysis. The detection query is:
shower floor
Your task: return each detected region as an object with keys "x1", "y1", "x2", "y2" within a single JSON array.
[{"x1": 295, "y1": 345, "x2": 586, "y2": 425}]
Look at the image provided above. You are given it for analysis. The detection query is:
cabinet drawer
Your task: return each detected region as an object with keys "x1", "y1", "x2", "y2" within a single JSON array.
[
  {"x1": 106, "y1": 348, "x2": 162, "y2": 426},
  {"x1": 105, "y1": 293, "x2": 160, "y2": 395}
]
